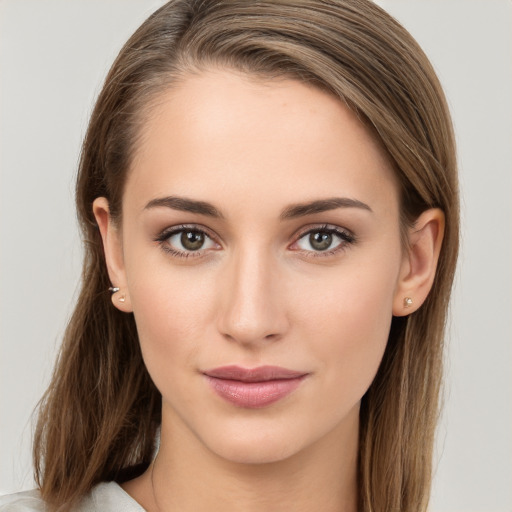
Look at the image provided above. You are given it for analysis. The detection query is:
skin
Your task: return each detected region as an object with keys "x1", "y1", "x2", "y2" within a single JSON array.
[{"x1": 94, "y1": 69, "x2": 444, "y2": 512}]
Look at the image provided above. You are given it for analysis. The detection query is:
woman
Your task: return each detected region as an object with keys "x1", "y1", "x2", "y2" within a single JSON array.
[{"x1": 1, "y1": 0, "x2": 459, "y2": 511}]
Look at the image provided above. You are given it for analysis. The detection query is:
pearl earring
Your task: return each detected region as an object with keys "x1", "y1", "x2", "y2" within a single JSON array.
[{"x1": 403, "y1": 297, "x2": 413, "y2": 308}]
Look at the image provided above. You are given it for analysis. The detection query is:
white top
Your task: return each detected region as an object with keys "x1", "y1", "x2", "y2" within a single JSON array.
[{"x1": 0, "y1": 482, "x2": 145, "y2": 511}]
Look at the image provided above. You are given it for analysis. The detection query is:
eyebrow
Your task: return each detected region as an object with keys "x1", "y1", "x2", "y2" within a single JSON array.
[
  {"x1": 145, "y1": 196, "x2": 224, "y2": 218},
  {"x1": 279, "y1": 197, "x2": 372, "y2": 219},
  {"x1": 144, "y1": 195, "x2": 372, "y2": 219}
]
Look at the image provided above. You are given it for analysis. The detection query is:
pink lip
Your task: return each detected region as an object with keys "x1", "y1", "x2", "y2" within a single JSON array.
[{"x1": 203, "y1": 365, "x2": 308, "y2": 408}]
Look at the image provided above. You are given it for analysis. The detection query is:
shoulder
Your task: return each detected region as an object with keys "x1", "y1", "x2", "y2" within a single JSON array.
[
  {"x1": 0, "y1": 483, "x2": 145, "y2": 512},
  {"x1": 0, "y1": 489, "x2": 46, "y2": 512}
]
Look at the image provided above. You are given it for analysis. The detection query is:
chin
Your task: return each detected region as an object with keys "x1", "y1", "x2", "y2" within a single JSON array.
[
  {"x1": 198, "y1": 417, "x2": 317, "y2": 466},
  {"x1": 211, "y1": 437, "x2": 301, "y2": 465}
]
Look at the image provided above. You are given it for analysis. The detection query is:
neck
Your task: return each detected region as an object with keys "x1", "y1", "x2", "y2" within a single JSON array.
[{"x1": 124, "y1": 406, "x2": 359, "y2": 512}]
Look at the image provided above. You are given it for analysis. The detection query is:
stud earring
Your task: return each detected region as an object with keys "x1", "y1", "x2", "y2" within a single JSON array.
[
  {"x1": 108, "y1": 286, "x2": 120, "y2": 293},
  {"x1": 119, "y1": 295, "x2": 126, "y2": 303},
  {"x1": 403, "y1": 297, "x2": 413, "y2": 308}
]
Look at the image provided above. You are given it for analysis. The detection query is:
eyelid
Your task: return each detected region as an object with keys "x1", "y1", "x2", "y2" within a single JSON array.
[
  {"x1": 154, "y1": 223, "x2": 219, "y2": 241},
  {"x1": 289, "y1": 224, "x2": 356, "y2": 255},
  {"x1": 154, "y1": 224, "x2": 221, "y2": 258},
  {"x1": 293, "y1": 223, "x2": 354, "y2": 239}
]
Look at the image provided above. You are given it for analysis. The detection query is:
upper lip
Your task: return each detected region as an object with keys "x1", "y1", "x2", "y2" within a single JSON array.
[{"x1": 203, "y1": 365, "x2": 307, "y2": 382}]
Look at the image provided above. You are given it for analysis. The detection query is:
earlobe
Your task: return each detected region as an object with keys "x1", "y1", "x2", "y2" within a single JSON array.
[
  {"x1": 109, "y1": 288, "x2": 132, "y2": 312},
  {"x1": 92, "y1": 197, "x2": 133, "y2": 313},
  {"x1": 393, "y1": 208, "x2": 445, "y2": 316}
]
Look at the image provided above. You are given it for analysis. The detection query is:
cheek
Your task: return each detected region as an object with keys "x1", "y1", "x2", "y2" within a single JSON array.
[
  {"x1": 126, "y1": 260, "x2": 218, "y2": 388},
  {"x1": 292, "y1": 256, "x2": 399, "y2": 401}
]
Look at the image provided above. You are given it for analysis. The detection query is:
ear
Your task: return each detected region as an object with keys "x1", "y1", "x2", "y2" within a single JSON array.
[
  {"x1": 93, "y1": 197, "x2": 133, "y2": 313},
  {"x1": 393, "y1": 208, "x2": 445, "y2": 316}
]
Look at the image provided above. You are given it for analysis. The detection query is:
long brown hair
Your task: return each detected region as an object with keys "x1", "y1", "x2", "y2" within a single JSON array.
[{"x1": 34, "y1": 1, "x2": 459, "y2": 511}]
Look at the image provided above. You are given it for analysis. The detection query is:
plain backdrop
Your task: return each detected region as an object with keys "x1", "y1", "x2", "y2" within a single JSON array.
[{"x1": 1, "y1": 1, "x2": 511, "y2": 511}]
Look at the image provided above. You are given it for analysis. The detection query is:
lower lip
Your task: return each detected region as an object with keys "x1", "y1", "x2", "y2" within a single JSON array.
[{"x1": 205, "y1": 375, "x2": 306, "y2": 408}]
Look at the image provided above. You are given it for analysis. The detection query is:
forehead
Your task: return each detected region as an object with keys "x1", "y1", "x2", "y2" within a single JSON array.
[{"x1": 126, "y1": 69, "x2": 399, "y2": 219}]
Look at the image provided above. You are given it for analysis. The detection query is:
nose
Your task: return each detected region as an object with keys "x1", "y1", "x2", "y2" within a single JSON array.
[{"x1": 216, "y1": 247, "x2": 289, "y2": 346}]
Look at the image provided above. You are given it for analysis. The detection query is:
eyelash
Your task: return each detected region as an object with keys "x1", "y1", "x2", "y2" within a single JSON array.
[
  {"x1": 153, "y1": 224, "x2": 356, "y2": 260},
  {"x1": 292, "y1": 224, "x2": 356, "y2": 259},
  {"x1": 153, "y1": 224, "x2": 218, "y2": 259}
]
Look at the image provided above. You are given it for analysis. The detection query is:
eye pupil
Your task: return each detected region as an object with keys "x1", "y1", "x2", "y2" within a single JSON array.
[
  {"x1": 181, "y1": 231, "x2": 205, "y2": 251},
  {"x1": 309, "y1": 231, "x2": 332, "y2": 251}
]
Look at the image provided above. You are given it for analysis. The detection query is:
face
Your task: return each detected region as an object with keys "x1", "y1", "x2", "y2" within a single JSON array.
[{"x1": 100, "y1": 70, "x2": 409, "y2": 464}]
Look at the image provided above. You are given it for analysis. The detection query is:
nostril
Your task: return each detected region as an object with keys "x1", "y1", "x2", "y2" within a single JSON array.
[{"x1": 220, "y1": 329, "x2": 282, "y2": 345}]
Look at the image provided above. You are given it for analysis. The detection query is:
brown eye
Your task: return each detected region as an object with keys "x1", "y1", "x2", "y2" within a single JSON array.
[
  {"x1": 181, "y1": 230, "x2": 205, "y2": 251},
  {"x1": 160, "y1": 228, "x2": 218, "y2": 255},
  {"x1": 309, "y1": 231, "x2": 332, "y2": 251},
  {"x1": 293, "y1": 226, "x2": 354, "y2": 255}
]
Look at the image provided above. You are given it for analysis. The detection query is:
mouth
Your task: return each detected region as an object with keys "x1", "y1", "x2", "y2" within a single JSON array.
[{"x1": 203, "y1": 365, "x2": 309, "y2": 408}]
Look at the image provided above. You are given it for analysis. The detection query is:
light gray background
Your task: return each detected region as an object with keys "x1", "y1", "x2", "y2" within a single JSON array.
[{"x1": 1, "y1": 1, "x2": 511, "y2": 510}]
